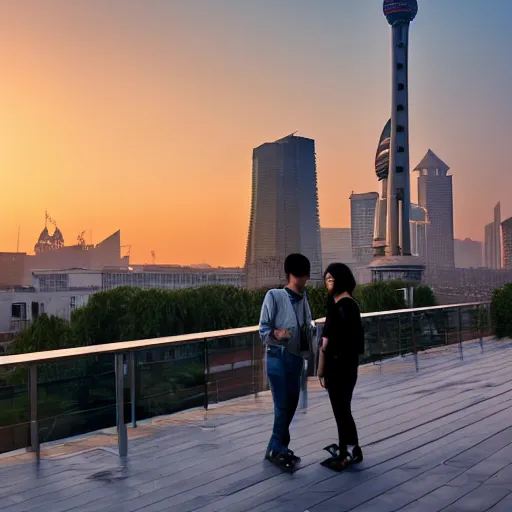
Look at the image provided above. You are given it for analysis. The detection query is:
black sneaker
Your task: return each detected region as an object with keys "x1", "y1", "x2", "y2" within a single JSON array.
[
  {"x1": 320, "y1": 451, "x2": 353, "y2": 472},
  {"x1": 267, "y1": 451, "x2": 296, "y2": 472},
  {"x1": 286, "y1": 449, "x2": 301, "y2": 464},
  {"x1": 352, "y1": 445, "x2": 363, "y2": 464}
]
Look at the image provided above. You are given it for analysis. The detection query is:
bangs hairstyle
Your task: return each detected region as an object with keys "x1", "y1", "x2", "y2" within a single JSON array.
[
  {"x1": 324, "y1": 262, "x2": 356, "y2": 296},
  {"x1": 284, "y1": 253, "x2": 311, "y2": 279}
]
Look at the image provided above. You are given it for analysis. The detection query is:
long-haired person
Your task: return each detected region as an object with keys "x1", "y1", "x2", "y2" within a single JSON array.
[{"x1": 317, "y1": 262, "x2": 364, "y2": 471}]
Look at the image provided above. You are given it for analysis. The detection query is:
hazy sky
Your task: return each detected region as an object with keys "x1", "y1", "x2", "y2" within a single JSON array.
[{"x1": 1, "y1": 0, "x2": 511, "y2": 266}]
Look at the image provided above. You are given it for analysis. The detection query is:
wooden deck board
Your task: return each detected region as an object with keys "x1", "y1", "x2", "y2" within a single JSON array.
[{"x1": 0, "y1": 339, "x2": 511, "y2": 511}]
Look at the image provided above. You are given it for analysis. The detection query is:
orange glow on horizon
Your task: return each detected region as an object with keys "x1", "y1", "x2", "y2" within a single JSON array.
[{"x1": 0, "y1": 2, "x2": 509, "y2": 267}]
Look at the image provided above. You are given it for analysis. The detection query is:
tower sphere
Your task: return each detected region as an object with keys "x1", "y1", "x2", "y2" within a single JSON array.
[{"x1": 383, "y1": 0, "x2": 418, "y2": 26}]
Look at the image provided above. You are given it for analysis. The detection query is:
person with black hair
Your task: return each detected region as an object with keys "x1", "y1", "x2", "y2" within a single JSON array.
[
  {"x1": 259, "y1": 253, "x2": 313, "y2": 471},
  {"x1": 317, "y1": 262, "x2": 364, "y2": 471}
]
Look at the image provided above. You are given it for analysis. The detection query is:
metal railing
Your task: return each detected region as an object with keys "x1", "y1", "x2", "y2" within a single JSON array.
[{"x1": 0, "y1": 302, "x2": 493, "y2": 460}]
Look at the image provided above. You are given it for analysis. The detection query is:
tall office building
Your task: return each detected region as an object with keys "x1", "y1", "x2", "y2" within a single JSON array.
[
  {"x1": 494, "y1": 202, "x2": 502, "y2": 269},
  {"x1": 485, "y1": 223, "x2": 494, "y2": 269},
  {"x1": 501, "y1": 217, "x2": 512, "y2": 269},
  {"x1": 244, "y1": 134, "x2": 322, "y2": 289},
  {"x1": 454, "y1": 238, "x2": 483, "y2": 269},
  {"x1": 321, "y1": 228, "x2": 354, "y2": 267},
  {"x1": 415, "y1": 149, "x2": 455, "y2": 269},
  {"x1": 350, "y1": 192, "x2": 378, "y2": 264},
  {"x1": 485, "y1": 202, "x2": 502, "y2": 269}
]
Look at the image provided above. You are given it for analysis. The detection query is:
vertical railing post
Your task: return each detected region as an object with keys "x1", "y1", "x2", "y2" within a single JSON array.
[
  {"x1": 411, "y1": 313, "x2": 419, "y2": 372},
  {"x1": 300, "y1": 358, "x2": 308, "y2": 410},
  {"x1": 129, "y1": 352, "x2": 137, "y2": 428},
  {"x1": 252, "y1": 332, "x2": 257, "y2": 398},
  {"x1": 457, "y1": 308, "x2": 463, "y2": 361},
  {"x1": 314, "y1": 324, "x2": 323, "y2": 377},
  {"x1": 28, "y1": 364, "x2": 39, "y2": 461},
  {"x1": 398, "y1": 315, "x2": 402, "y2": 357},
  {"x1": 262, "y1": 345, "x2": 268, "y2": 393},
  {"x1": 444, "y1": 309, "x2": 449, "y2": 346},
  {"x1": 203, "y1": 340, "x2": 209, "y2": 411},
  {"x1": 115, "y1": 353, "x2": 127, "y2": 457},
  {"x1": 378, "y1": 317, "x2": 383, "y2": 372},
  {"x1": 487, "y1": 302, "x2": 493, "y2": 337}
]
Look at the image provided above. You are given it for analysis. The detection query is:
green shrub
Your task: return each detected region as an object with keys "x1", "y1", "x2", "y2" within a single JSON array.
[
  {"x1": 491, "y1": 283, "x2": 512, "y2": 338},
  {"x1": 9, "y1": 281, "x2": 437, "y2": 355}
]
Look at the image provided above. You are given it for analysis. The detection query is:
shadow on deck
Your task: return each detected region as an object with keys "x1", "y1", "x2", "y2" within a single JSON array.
[{"x1": 1, "y1": 339, "x2": 512, "y2": 512}]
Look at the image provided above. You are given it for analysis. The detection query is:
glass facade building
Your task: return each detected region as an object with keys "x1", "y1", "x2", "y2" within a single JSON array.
[
  {"x1": 415, "y1": 150, "x2": 455, "y2": 269},
  {"x1": 350, "y1": 192, "x2": 379, "y2": 264},
  {"x1": 244, "y1": 134, "x2": 322, "y2": 289}
]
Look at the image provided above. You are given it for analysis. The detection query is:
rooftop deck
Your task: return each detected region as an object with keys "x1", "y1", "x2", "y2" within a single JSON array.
[{"x1": 1, "y1": 338, "x2": 512, "y2": 512}]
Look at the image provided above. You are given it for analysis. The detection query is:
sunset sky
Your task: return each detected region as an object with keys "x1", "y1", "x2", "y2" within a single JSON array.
[{"x1": 1, "y1": 0, "x2": 511, "y2": 266}]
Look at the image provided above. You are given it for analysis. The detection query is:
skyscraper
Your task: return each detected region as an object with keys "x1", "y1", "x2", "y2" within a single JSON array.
[
  {"x1": 350, "y1": 192, "x2": 378, "y2": 264},
  {"x1": 244, "y1": 134, "x2": 322, "y2": 289},
  {"x1": 485, "y1": 222, "x2": 495, "y2": 269},
  {"x1": 485, "y1": 202, "x2": 502, "y2": 269},
  {"x1": 415, "y1": 149, "x2": 455, "y2": 268},
  {"x1": 494, "y1": 202, "x2": 502, "y2": 269},
  {"x1": 370, "y1": 1, "x2": 424, "y2": 282},
  {"x1": 501, "y1": 217, "x2": 512, "y2": 269}
]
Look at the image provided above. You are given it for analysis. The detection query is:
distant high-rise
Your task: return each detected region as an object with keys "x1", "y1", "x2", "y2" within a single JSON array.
[
  {"x1": 501, "y1": 217, "x2": 512, "y2": 269},
  {"x1": 485, "y1": 202, "x2": 502, "y2": 269},
  {"x1": 494, "y1": 202, "x2": 502, "y2": 269},
  {"x1": 454, "y1": 238, "x2": 483, "y2": 269},
  {"x1": 415, "y1": 149, "x2": 455, "y2": 268},
  {"x1": 485, "y1": 223, "x2": 494, "y2": 269},
  {"x1": 350, "y1": 192, "x2": 378, "y2": 264},
  {"x1": 244, "y1": 134, "x2": 322, "y2": 289},
  {"x1": 321, "y1": 228, "x2": 354, "y2": 267}
]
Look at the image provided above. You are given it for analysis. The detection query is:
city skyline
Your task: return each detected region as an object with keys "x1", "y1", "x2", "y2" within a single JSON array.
[{"x1": 1, "y1": 0, "x2": 511, "y2": 266}]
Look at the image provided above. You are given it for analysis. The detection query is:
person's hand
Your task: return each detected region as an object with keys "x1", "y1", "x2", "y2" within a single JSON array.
[
  {"x1": 318, "y1": 374, "x2": 326, "y2": 389},
  {"x1": 274, "y1": 329, "x2": 291, "y2": 341}
]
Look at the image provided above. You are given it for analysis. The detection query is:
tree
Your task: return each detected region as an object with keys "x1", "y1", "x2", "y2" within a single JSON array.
[
  {"x1": 491, "y1": 284, "x2": 512, "y2": 338},
  {"x1": 9, "y1": 314, "x2": 75, "y2": 354}
]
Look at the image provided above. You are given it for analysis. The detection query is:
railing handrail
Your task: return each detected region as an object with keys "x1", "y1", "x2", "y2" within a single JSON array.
[{"x1": 0, "y1": 301, "x2": 488, "y2": 367}]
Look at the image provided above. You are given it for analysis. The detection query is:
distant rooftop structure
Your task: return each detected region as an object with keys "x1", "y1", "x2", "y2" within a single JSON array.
[
  {"x1": 414, "y1": 149, "x2": 450, "y2": 175},
  {"x1": 349, "y1": 192, "x2": 379, "y2": 200}
]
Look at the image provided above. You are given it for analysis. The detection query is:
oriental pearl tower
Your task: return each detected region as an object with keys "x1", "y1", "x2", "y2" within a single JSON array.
[{"x1": 370, "y1": 0, "x2": 424, "y2": 282}]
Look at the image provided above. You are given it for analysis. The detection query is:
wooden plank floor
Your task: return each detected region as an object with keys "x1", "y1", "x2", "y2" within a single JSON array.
[{"x1": 1, "y1": 339, "x2": 512, "y2": 512}]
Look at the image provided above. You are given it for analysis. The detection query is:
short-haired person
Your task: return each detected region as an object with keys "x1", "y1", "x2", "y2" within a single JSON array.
[
  {"x1": 259, "y1": 254, "x2": 313, "y2": 471},
  {"x1": 317, "y1": 262, "x2": 364, "y2": 471}
]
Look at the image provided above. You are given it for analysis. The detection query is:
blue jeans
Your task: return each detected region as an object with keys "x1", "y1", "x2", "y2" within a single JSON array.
[{"x1": 265, "y1": 346, "x2": 304, "y2": 456}]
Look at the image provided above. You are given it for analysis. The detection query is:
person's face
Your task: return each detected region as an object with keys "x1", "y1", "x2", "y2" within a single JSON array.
[
  {"x1": 290, "y1": 274, "x2": 309, "y2": 291},
  {"x1": 325, "y1": 273, "x2": 335, "y2": 294}
]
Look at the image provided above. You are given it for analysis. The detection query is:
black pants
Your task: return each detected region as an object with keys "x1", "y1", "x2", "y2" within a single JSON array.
[{"x1": 326, "y1": 366, "x2": 359, "y2": 450}]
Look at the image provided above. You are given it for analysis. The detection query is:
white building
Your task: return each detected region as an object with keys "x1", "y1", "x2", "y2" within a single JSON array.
[
  {"x1": 0, "y1": 288, "x2": 93, "y2": 334},
  {"x1": 0, "y1": 265, "x2": 244, "y2": 335}
]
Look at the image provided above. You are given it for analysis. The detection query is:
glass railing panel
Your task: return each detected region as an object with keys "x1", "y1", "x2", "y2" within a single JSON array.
[
  {"x1": 0, "y1": 367, "x2": 29, "y2": 454},
  {"x1": 135, "y1": 341, "x2": 205, "y2": 421},
  {"x1": 207, "y1": 331, "x2": 263, "y2": 404},
  {"x1": 36, "y1": 354, "x2": 116, "y2": 445}
]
